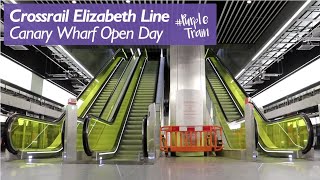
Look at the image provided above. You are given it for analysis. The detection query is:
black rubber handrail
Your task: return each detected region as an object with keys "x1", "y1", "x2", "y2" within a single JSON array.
[
  {"x1": 142, "y1": 115, "x2": 148, "y2": 158},
  {"x1": 91, "y1": 55, "x2": 140, "y2": 123},
  {"x1": 98, "y1": 52, "x2": 138, "y2": 118},
  {"x1": 83, "y1": 54, "x2": 147, "y2": 156},
  {"x1": 109, "y1": 56, "x2": 148, "y2": 158},
  {"x1": 4, "y1": 50, "x2": 126, "y2": 155},
  {"x1": 207, "y1": 49, "x2": 314, "y2": 154}
]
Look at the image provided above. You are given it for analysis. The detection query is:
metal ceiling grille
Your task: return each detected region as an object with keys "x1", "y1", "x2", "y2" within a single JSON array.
[
  {"x1": 238, "y1": 1, "x2": 320, "y2": 93},
  {"x1": 217, "y1": 0, "x2": 287, "y2": 44}
]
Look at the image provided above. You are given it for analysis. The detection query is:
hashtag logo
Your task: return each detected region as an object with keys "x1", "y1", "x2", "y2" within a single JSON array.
[{"x1": 175, "y1": 19, "x2": 182, "y2": 26}]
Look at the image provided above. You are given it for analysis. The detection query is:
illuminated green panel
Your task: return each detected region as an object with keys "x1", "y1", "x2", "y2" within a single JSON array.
[
  {"x1": 10, "y1": 116, "x2": 62, "y2": 152},
  {"x1": 8, "y1": 52, "x2": 126, "y2": 154}
]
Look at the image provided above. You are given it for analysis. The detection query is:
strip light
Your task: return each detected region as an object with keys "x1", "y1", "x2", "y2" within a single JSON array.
[
  {"x1": 251, "y1": 0, "x2": 312, "y2": 63},
  {"x1": 57, "y1": 45, "x2": 94, "y2": 79}
]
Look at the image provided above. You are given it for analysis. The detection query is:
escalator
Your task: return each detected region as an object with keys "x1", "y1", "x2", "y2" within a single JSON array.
[
  {"x1": 114, "y1": 61, "x2": 159, "y2": 160},
  {"x1": 4, "y1": 49, "x2": 130, "y2": 158},
  {"x1": 205, "y1": 50, "x2": 314, "y2": 157},
  {"x1": 206, "y1": 62, "x2": 243, "y2": 122},
  {"x1": 83, "y1": 54, "x2": 160, "y2": 161}
]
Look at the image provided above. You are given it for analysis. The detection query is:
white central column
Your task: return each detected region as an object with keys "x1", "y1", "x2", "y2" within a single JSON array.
[{"x1": 169, "y1": 46, "x2": 206, "y2": 126}]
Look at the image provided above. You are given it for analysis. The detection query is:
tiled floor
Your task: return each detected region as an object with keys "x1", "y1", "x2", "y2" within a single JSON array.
[{"x1": 1, "y1": 153, "x2": 320, "y2": 180}]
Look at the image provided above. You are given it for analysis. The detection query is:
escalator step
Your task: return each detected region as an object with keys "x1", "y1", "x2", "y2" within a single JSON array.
[
  {"x1": 125, "y1": 130, "x2": 141, "y2": 134},
  {"x1": 126, "y1": 125, "x2": 141, "y2": 130},
  {"x1": 119, "y1": 145, "x2": 142, "y2": 151},
  {"x1": 122, "y1": 140, "x2": 141, "y2": 145},
  {"x1": 123, "y1": 134, "x2": 142, "y2": 140}
]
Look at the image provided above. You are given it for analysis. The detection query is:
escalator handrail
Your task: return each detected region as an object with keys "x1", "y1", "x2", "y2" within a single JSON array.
[
  {"x1": 59, "y1": 49, "x2": 127, "y2": 121},
  {"x1": 98, "y1": 53, "x2": 140, "y2": 120},
  {"x1": 207, "y1": 49, "x2": 314, "y2": 154},
  {"x1": 98, "y1": 58, "x2": 133, "y2": 118},
  {"x1": 101, "y1": 56, "x2": 148, "y2": 157},
  {"x1": 4, "y1": 113, "x2": 84, "y2": 155},
  {"x1": 77, "y1": 49, "x2": 126, "y2": 101},
  {"x1": 155, "y1": 57, "x2": 165, "y2": 104},
  {"x1": 142, "y1": 115, "x2": 148, "y2": 158},
  {"x1": 255, "y1": 113, "x2": 314, "y2": 154},
  {"x1": 206, "y1": 59, "x2": 244, "y2": 117},
  {"x1": 57, "y1": 49, "x2": 127, "y2": 122},
  {"x1": 91, "y1": 54, "x2": 140, "y2": 123},
  {"x1": 4, "y1": 50, "x2": 125, "y2": 155},
  {"x1": 206, "y1": 49, "x2": 270, "y2": 122},
  {"x1": 209, "y1": 50, "x2": 312, "y2": 123},
  {"x1": 83, "y1": 54, "x2": 148, "y2": 156}
]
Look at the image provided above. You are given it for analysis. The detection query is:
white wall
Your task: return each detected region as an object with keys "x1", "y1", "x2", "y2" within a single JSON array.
[
  {"x1": 0, "y1": 55, "x2": 75, "y2": 105},
  {"x1": 253, "y1": 56, "x2": 320, "y2": 107},
  {"x1": 42, "y1": 80, "x2": 75, "y2": 105},
  {"x1": 0, "y1": 55, "x2": 32, "y2": 90}
]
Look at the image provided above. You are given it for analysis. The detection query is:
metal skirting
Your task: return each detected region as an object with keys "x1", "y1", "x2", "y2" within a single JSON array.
[{"x1": 216, "y1": 149, "x2": 246, "y2": 160}]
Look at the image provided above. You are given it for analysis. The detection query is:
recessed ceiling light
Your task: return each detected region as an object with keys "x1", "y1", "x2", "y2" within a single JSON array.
[
  {"x1": 247, "y1": 0, "x2": 252, "y2": 4},
  {"x1": 72, "y1": 0, "x2": 77, "y2": 4},
  {"x1": 126, "y1": 0, "x2": 131, "y2": 3}
]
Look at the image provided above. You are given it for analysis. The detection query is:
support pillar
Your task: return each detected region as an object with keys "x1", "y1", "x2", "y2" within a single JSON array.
[
  {"x1": 169, "y1": 46, "x2": 206, "y2": 156},
  {"x1": 169, "y1": 46, "x2": 206, "y2": 126},
  {"x1": 316, "y1": 104, "x2": 320, "y2": 149},
  {"x1": 31, "y1": 74, "x2": 43, "y2": 95}
]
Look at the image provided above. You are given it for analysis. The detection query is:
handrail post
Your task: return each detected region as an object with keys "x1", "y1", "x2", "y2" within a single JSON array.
[
  {"x1": 245, "y1": 98, "x2": 258, "y2": 161},
  {"x1": 63, "y1": 98, "x2": 78, "y2": 162}
]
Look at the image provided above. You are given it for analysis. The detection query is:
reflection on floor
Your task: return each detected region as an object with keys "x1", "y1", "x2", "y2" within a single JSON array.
[{"x1": 1, "y1": 152, "x2": 320, "y2": 180}]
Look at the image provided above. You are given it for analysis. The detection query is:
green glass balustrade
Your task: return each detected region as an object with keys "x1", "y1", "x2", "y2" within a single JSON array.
[
  {"x1": 6, "y1": 52, "x2": 127, "y2": 155},
  {"x1": 206, "y1": 55, "x2": 313, "y2": 153},
  {"x1": 206, "y1": 81, "x2": 246, "y2": 150},
  {"x1": 86, "y1": 57, "x2": 159, "y2": 161},
  {"x1": 86, "y1": 55, "x2": 146, "y2": 152}
]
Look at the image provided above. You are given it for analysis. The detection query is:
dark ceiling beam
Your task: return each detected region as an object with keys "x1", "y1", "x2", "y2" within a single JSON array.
[{"x1": 252, "y1": 44, "x2": 320, "y2": 97}]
